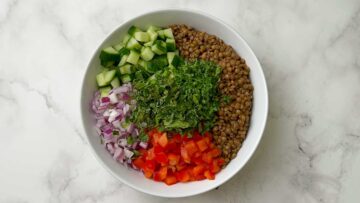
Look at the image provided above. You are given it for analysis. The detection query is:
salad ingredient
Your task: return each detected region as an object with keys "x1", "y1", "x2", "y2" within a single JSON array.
[
  {"x1": 91, "y1": 83, "x2": 144, "y2": 166},
  {"x1": 131, "y1": 60, "x2": 221, "y2": 134},
  {"x1": 170, "y1": 24, "x2": 253, "y2": 165},
  {"x1": 133, "y1": 129, "x2": 224, "y2": 185}
]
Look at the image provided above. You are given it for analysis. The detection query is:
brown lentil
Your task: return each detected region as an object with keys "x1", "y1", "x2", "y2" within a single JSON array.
[{"x1": 170, "y1": 24, "x2": 253, "y2": 165}]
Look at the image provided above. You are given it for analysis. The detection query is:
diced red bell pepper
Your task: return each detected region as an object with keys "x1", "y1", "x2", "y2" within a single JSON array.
[
  {"x1": 184, "y1": 141, "x2": 198, "y2": 157},
  {"x1": 192, "y1": 165, "x2": 205, "y2": 176},
  {"x1": 175, "y1": 170, "x2": 190, "y2": 182},
  {"x1": 193, "y1": 156, "x2": 205, "y2": 165},
  {"x1": 196, "y1": 139, "x2": 208, "y2": 152},
  {"x1": 202, "y1": 152, "x2": 213, "y2": 164},
  {"x1": 176, "y1": 161, "x2": 187, "y2": 171},
  {"x1": 133, "y1": 157, "x2": 145, "y2": 169},
  {"x1": 210, "y1": 160, "x2": 221, "y2": 173},
  {"x1": 146, "y1": 148, "x2": 155, "y2": 160},
  {"x1": 209, "y1": 148, "x2": 221, "y2": 158},
  {"x1": 154, "y1": 166, "x2": 168, "y2": 181},
  {"x1": 168, "y1": 153, "x2": 180, "y2": 166},
  {"x1": 217, "y1": 158, "x2": 225, "y2": 166},
  {"x1": 155, "y1": 152, "x2": 168, "y2": 165},
  {"x1": 164, "y1": 175, "x2": 178, "y2": 185},
  {"x1": 204, "y1": 170, "x2": 215, "y2": 180},
  {"x1": 143, "y1": 170, "x2": 153, "y2": 179},
  {"x1": 181, "y1": 146, "x2": 191, "y2": 163},
  {"x1": 144, "y1": 160, "x2": 156, "y2": 172},
  {"x1": 158, "y1": 133, "x2": 168, "y2": 148}
]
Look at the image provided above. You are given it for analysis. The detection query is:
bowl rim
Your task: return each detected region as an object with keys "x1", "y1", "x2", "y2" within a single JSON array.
[{"x1": 80, "y1": 8, "x2": 268, "y2": 198}]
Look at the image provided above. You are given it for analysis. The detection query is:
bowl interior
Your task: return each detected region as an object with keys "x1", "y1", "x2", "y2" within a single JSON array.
[{"x1": 81, "y1": 9, "x2": 268, "y2": 197}]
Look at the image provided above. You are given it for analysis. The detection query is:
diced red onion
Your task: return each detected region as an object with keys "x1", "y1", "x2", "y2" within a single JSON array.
[{"x1": 139, "y1": 142, "x2": 148, "y2": 149}]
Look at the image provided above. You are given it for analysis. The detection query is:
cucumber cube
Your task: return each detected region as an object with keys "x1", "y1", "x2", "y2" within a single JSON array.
[
  {"x1": 141, "y1": 47, "x2": 155, "y2": 61},
  {"x1": 147, "y1": 25, "x2": 161, "y2": 32},
  {"x1": 151, "y1": 40, "x2": 167, "y2": 55},
  {"x1": 134, "y1": 32, "x2": 150, "y2": 42},
  {"x1": 167, "y1": 52, "x2": 176, "y2": 65},
  {"x1": 128, "y1": 26, "x2": 142, "y2": 36},
  {"x1": 99, "y1": 86, "x2": 112, "y2": 97},
  {"x1": 147, "y1": 29, "x2": 158, "y2": 42},
  {"x1": 138, "y1": 59, "x2": 149, "y2": 68},
  {"x1": 118, "y1": 55, "x2": 128, "y2": 66},
  {"x1": 122, "y1": 34, "x2": 131, "y2": 45},
  {"x1": 126, "y1": 50, "x2": 140, "y2": 65},
  {"x1": 163, "y1": 28, "x2": 174, "y2": 39},
  {"x1": 157, "y1": 30, "x2": 165, "y2": 39},
  {"x1": 99, "y1": 47, "x2": 120, "y2": 67},
  {"x1": 110, "y1": 77, "x2": 120, "y2": 88},
  {"x1": 171, "y1": 55, "x2": 182, "y2": 67},
  {"x1": 113, "y1": 43, "x2": 124, "y2": 51},
  {"x1": 119, "y1": 64, "x2": 132, "y2": 75},
  {"x1": 143, "y1": 41, "x2": 154, "y2": 47},
  {"x1": 166, "y1": 38, "x2": 176, "y2": 51},
  {"x1": 121, "y1": 74, "x2": 132, "y2": 83},
  {"x1": 126, "y1": 37, "x2": 142, "y2": 50}
]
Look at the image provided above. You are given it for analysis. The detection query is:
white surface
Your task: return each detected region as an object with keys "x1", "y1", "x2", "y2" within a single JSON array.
[
  {"x1": 81, "y1": 9, "x2": 267, "y2": 198},
  {"x1": 0, "y1": 0, "x2": 359, "y2": 202}
]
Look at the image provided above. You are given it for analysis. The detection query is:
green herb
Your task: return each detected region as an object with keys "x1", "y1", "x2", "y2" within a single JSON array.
[
  {"x1": 131, "y1": 60, "x2": 221, "y2": 134},
  {"x1": 127, "y1": 136, "x2": 134, "y2": 145},
  {"x1": 139, "y1": 132, "x2": 149, "y2": 142},
  {"x1": 133, "y1": 150, "x2": 140, "y2": 157},
  {"x1": 112, "y1": 131, "x2": 119, "y2": 137}
]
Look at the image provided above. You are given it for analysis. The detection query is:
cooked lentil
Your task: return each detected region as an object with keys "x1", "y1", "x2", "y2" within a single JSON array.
[{"x1": 169, "y1": 24, "x2": 253, "y2": 165}]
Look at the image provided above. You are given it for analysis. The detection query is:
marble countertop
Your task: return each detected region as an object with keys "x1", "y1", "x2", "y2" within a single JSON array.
[{"x1": 1, "y1": 0, "x2": 359, "y2": 202}]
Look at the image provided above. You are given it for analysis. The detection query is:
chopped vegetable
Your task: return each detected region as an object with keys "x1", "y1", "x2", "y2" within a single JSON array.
[
  {"x1": 133, "y1": 129, "x2": 224, "y2": 185},
  {"x1": 131, "y1": 60, "x2": 221, "y2": 134}
]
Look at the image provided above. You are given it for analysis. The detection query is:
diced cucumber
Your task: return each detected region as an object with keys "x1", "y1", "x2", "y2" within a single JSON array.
[
  {"x1": 167, "y1": 52, "x2": 176, "y2": 65},
  {"x1": 126, "y1": 50, "x2": 140, "y2": 65},
  {"x1": 147, "y1": 29, "x2": 158, "y2": 42},
  {"x1": 110, "y1": 77, "x2": 120, "y2": 88},
  {"x1": 143, "y1": 41, "x2": 154, "y2": 47},
  {"x1": 175, "y1": 49, "x2": 179, "y2": 56},
  {"x1": 151, "y1": 40, "x2": 167, "y2": 55},
  {"x1": 118, "y1": 55, "x2": 128, "y2": 66},
  {"x1": 99, "y1": 47, "x2": 120, "y2": 67},
  {"x1": 140, "y1": 47, "x2": 155, "y2": 61},
  {"x1": 163, "y1": 28, "x2": 174, "y2": 39},
  {"x1": 113, "y1": 43, "x2": 124, "y2": 51},
  {"x1": 96, "y1": 69, "x2": 116, "y2": 87},
  {"x1": 122, "y1": 34, "x2": 131, "y2": 45},
  {"x1": 157, "y1": 30, "x2": 165, "y2": 39},
  {"x1": 121, "y1": 74, "x2": 132, "y2": 83},
  {"x1": 134, "y1": 32, "x2": 150, "y2": 42},
  {"x1": 119, "y1": 64, "x2": 132, "y2": 75},
  {"x1": 118, "y1": 47, "x2": 130, "y2": 57},
  {"x1": 99, "y1": 86, "x2": 112, "y2": 97},
  {"x1": 152, "y1": 55, "x2": 168, "y2": 67},
  {"x1": 171, "y1": 55, "x2": 182, "y2": 67},
  {"x1": 128, "y1": 26, "x2": 142, "y2": 36},
  {"x1": 126, "y1": 37, "x2": 142, "y2": 50},
  {"x1": 166, "y1": 38, "x2": 176, "y2": 51},
  {"x1": 138, "y1": 59, "x2": 149, "y2": 68},
  {"x1": 147, "y1": 25, "x2": 161, "y2": 32}
]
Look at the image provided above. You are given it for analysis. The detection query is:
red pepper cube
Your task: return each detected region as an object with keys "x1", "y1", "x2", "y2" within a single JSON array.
[
  {"x1": 168, "y1": 153, "x2": 180, "y2": 166},
  {"x1": 204, "y1": 170, "x2": 215, "y2": 180},
  {"x1": 184, "y1": 141, "x2": 198, "y2": 157},
  {"x1": 196, "y1": 139, "x2": 208, "y2": 152},
  {"x1": 164, "y1": 175, "x2": 178, "y2": 185},
  {"x1": 153, "y1": 166, "x2": 168, "y2": 181}
]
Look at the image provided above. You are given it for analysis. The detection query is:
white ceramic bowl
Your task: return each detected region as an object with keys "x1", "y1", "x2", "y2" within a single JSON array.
[{"x1": 81, "y1": 9, "x2": 268, "y2": 198}]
